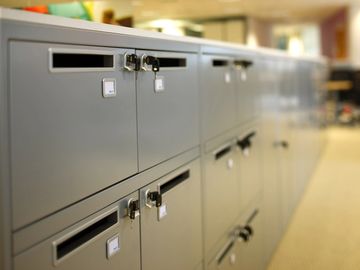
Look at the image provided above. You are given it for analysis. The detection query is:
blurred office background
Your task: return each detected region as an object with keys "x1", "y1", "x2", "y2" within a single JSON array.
[{"x1": 3, "y1": 0, "x2": 359, "y2": 126}]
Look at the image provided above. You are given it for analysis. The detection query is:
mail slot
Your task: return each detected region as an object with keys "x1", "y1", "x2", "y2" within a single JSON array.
[
  {"x1": 140, "y1": 159, "x2": 202, "y2": 270},
  {"x1": 9, "y1": 41, "x2": 138, "y2": 230},
  {"x1": 14, "y1": 192, "x2": 141, "y2": 270}
]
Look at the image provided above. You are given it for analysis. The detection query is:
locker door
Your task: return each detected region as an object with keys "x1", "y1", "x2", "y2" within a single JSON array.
[
  {"x1": 277, "y1": 59, "x2": 296, "y2": 228},
  {"x1": 10, "y1": 41, "x2": 138, "y2": 230},
  {"x1": 236, "y1": 126, "x2": 262, "y2": 211},
  {"x1": 140, "y1": 160, "x2": 202, "y2": 270},
  {"x1": 136, "y1": 51, "x2": 199, "y2": 171},
  {"x1": 234, "y1": 53, "x2": 259, "y2": 124},
  {"x1": 200, "y1": 55, "x2": 237, "y2": 141},
  {"x1": 203, "y1": 143, "x2": 239, "y2": 255},
  {"x1": 14, "y1": 192, "x2": 141, "y2": 270},
  {"x1": 259, "y1": 57, "x2": 283, "y2": 264}
]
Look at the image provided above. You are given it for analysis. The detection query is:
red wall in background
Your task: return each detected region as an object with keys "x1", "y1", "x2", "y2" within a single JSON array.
[{"x1": 320, "y1": 8, "x2": 348, "y2": 59}]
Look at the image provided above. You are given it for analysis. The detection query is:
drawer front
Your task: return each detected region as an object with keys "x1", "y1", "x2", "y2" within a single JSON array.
[{"x1": 10, "y1": 41, "x2": 138, "y2": 229}]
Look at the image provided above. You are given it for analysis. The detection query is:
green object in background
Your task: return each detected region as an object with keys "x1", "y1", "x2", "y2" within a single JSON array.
[{"x1": 48, "y1": 2, "x2": 91, "y2": 20}]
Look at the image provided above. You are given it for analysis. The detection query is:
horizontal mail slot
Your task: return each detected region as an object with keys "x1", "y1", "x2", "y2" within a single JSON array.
[
  {"x1": 158, "y1": 57, "x2": 187, "y2": 68},
  {"x1": 214, "y1": 145, "x2": 232, "y2": 160},
  {"x1": 160, "y1": 170, "x2": 190, "y2": 194},
  {"x1": 50, "y1": 49, "x2": 115, "y2": 71},
  {"x1": 212, "y1": 60, "x2": 229, "y2": 67},
  {"x1": 54, "y1": 208, "x2": 118, "y2": 263}
]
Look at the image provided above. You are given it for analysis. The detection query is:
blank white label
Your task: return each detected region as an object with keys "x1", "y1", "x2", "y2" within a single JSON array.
[
  {"x1": 102, "y1": 78, "x2": 117, "y2": 98},
  {"x1": 155, "y1": 76, "x2": 165, "y2": 92},
  {"x1": 225, "y1": 72, "x2": 231, "y2": 83},
  {"x1": 107, "y1": 235, "x2": 120, "y2": 259},
  {"x1": 158, "y1": 204, "x2": 167, "y2": 220},
  {"x1": 243, "y1": 148, "x2": 250, "y2": 157}
]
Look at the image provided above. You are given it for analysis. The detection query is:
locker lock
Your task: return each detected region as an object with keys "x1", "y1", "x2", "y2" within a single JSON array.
[
  {"x1": 234, "y1": 60, "x2": 253, "y2": 82},
  {"x1": 123, "y1": 53, "x2": 139, "y2": 71},
  {"x1": 237, "y1": 132, "x2": 256, "y2": 156},
  {"x1": 238, "y1": 225, "x2": 253, "y2": 242},
  {"x1": 274, "y1": 140, "x2": 289, "y2": 149},
  {"x1": 141, "y1": 55, "x2": 160, "y2": 74},
  {"x1": 145, "y1": 190, "x2": 162, "y2": 208},
  {"x1": 127, "y1": 198, "x2": 140, "y2": 220},
  {"x1": 237, "y1": 139, "x2": 251, "y2": 152}
]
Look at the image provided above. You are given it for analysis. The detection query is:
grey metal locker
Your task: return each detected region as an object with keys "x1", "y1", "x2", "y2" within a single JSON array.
[
  {"x1": 234, "y1": 53, "x2": 259, "y2": 125},
  {"x1": 136, "y1": 50, "x2": 200, "y2": 171},
  {"x1": 9, "y1": 41, "x2": 138, "y2": 230},
  {"x1": 200, "y1": 55, "x2": 237, "y2": 142},
  {"x1": 203, "y1": 142, "x2": 239, "y2": 255},
  {"x1": 236, "y1": 125, "x2": 262, "y2": 212},
  {"x1": 14, "y1": 192, "x2": 141, "y2": 270},
  {"x1": 140, "y1": 159, "x2": 202, "y2": 270}
]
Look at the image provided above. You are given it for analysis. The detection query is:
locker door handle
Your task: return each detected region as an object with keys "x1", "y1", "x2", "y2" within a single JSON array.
[
  {"x1": 274, "y1": 140, "x2": 289, "y2": 149},
  {"x1": 235, "y1": 209, "x2": 258, "y2": 242}
]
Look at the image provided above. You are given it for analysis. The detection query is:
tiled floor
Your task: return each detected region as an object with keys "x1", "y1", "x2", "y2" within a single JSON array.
[{"x1": 268, "y1": 127, "x2": 360, "y2": 270}]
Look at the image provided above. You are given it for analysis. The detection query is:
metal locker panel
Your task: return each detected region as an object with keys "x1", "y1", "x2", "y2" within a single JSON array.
[
  {"x1": 10, "y1": 41, "x2": 138, "y2": 230},
  {"x1": 136, "y1": 50, "x2": 199, "y2": 171},
  {"x1": 140, "y1": 159, "x2": 202, "y2": 270},
  {"x1": 258, "y1": 57, "x2": 283, "y2": 264},
  {"x1": 234, "y1": 207, "x2": 264, "y2": 270},
  {"x1": 207, "y1": 240, "x2": 238, "y2": 270},
  {"x1": 203, "y1": 143, "x2": 239, "y2": 255},
  {"x1": 200, "y1": 54, "x2": 237, "y2": 142},
  {"x1": 236, "y1": 125, "x2": 262, "y2": 211},
  {"x1": 234, "y1": 54, "x2": 259, "y2": 125},
  {"x1": 14, "y1": 192, "x2": 141, "y2": 270},
  {"x1": 277, "y1": 59, "x2": 297, "y2": 229}
]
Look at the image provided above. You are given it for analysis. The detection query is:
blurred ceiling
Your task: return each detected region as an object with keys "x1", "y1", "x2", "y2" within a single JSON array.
[
  {"x1": 132, "y1": 0, "x2": 349, "y2": 22},
  {"x1": 0, "y1": 0, "x2": 356, "y2": 22}
]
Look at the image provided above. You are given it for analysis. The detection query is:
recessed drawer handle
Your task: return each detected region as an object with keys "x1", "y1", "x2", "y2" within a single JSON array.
[{"x1": 217, "y1": 240, "x2": 235, "y2": 265}]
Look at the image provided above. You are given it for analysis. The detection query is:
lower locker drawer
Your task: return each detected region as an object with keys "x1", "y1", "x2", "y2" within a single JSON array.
[
  {"x1": 203, "y1": 143, "x2": 239, "y2": 255},
  {"x1": 208, "y1": 204, "x2": 264, "y2": 270},
  {"x1": 140, "y1": 159, "x2": 202, "y2": 270},
  {"x1": 14, "y1": 192, "x2": 141, "y2": 270}
]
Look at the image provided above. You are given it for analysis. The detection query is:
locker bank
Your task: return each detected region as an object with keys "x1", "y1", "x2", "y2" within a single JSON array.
[{"x1": 0, "y1": 7, "x2": 327, "y2": 270}]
